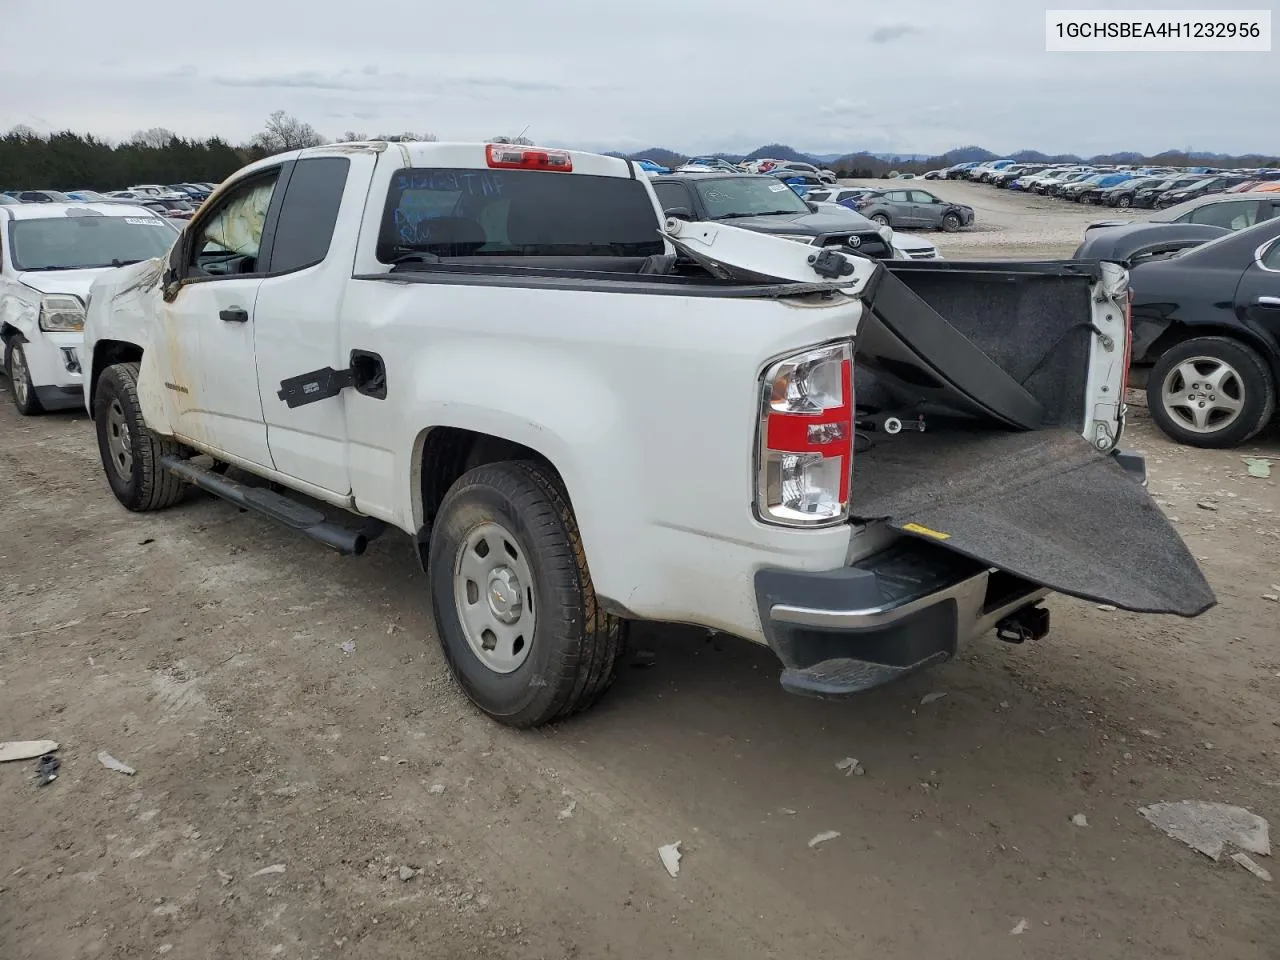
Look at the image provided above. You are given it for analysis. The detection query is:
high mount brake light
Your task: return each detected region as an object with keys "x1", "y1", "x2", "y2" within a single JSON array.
[
  {"x1": 756, "y1": 342, "x2": 854, "y2": 527},
  {"x1": 486, "y1": 144, "x2": 573, "y2": 172}
]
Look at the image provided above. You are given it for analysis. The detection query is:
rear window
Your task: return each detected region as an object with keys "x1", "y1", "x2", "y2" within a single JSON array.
[{"x1": 377, "y1": 168, "x2": 664, "y2": 261}]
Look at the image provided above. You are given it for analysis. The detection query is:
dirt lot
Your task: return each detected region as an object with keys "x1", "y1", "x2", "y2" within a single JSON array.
[
  {"x1": 2, "y1": 201, "x2": 1279, "y2": 958},
  {"x1": 843, "y1": 178, "x2": 1127, "y2": 260}
]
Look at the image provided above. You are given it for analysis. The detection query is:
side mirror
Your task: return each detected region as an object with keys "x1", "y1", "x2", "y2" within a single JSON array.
[
  {"x1": 663, "y1": 206, "x2": 692, "y2": 221},
  {"x1": 806, "y1": 201, "x2": 819, "y2": 213}
]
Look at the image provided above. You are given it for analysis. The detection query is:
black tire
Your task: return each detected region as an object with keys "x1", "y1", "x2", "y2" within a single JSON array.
[
  {"x1": 4, "y1": 338, "x2": 43, "y2": 416},
  {"x1": 940, "y1": 212, "x2": 962, "y2": 233},
  {"x1": 93, "y1": 362, "x2": 188, "y2": 511},
  {"x1": 428, "y1": 461, "x2": 626, "y2": 728},
  {"x1": 1118, "y1": 195, "x2": 1133, "y2": 208},
  {"x1": 870, "y1": 213, "x2": 890, "y2": 227},
  {"x1": 1146, "y1": 337, "x2": 1276, "y2": 449}
]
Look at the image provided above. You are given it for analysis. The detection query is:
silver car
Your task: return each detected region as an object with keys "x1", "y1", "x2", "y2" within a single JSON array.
[{"x1": 852, "y1": 188, "x2": 976, "y2": 232}]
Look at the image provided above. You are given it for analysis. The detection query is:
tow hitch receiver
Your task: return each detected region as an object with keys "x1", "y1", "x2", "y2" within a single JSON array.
[{"x1": 996, "y1": 604, "x2": 1050, "y2": 644}]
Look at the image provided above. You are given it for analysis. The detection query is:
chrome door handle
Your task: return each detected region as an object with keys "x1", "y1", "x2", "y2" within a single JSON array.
[{"x1": 1256, "y1": 296, "x2": 1280, "y2": 307}]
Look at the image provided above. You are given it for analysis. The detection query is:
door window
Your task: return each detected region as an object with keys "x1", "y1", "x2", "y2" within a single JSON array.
[
  {"x1": 1188, "y1": 200, "x2": 1258, "y2": 231},
  {"x1": 268, "y1": 157, "x2": 350, "y2": 273},
  {"x1": 884, "y1": 191, "x2": 911, "y2": 203},
  {"x1": 188, "y1": 171, "x2": 280, "y2": 277},
  {"x1": 910, "y1": 191, "x2": 938, "y2": 204},
  {"x1": 653, "y1": 181, "x2": 692, "y2": 214}
]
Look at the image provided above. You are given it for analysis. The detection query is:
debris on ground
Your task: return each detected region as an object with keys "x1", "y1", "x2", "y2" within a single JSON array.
[
  {"x1": 1096, "y1": 604, "x2": 1117, "y2": 612},
  {"x1": 397, "y1": 865, "x2": 417, "y2": 882},
  {"x1": 0, "y1": 740, "x2": 59, "y2": 763},
  {"x1": 251, "y1": 864, "x2": 286, "y2": 877},
  {"x1": 1230, "y1": 853, "x2": 1272, "y2": 882},
  {"x1": 658, "y1": 842, "x2": 681, "y2": 878},
  {"x1": 1010, "y1": 919, "x2": 1029, "y2": 936},
  {"x1": 35, "y1": 754, "x2": 60, "y2": 786},
  {"x1": 428, "y1": 783, "x2": 446, "y2": 795},
  {"x1": 808, "y1": 830, "x2": 841, "y2": 849},
  {"x1": 1138, "y1": 801, "x2": 1270, "y2": 860},
  {"x1": 920, "y1": 692, "x2": 947, "y2": 705},
  {"x1": 1196, "y1": 501, "x2": 1218, "y2": 511},
  {"x1": 340, "y1": 640, "x2": 356, "y2": 654},
  {"x1": 779, "y1": 807, "x2": 797, "y2": 816},
  {"x1": 835, "y1": 757, "x2": 865, "y2": 776},
  {"x1": 1243, "y1": 457, "x2": 1273, "y2": 479},
  {"x1": 105, "y1": 607, "x2": 151, "y2": 619},
  {"x1": 557, "y1": 800, "x2": 577, "y2": 821},
  {"x1": 1263, "y1": 594, "x2": 1279, "y2": 603},
  {"x1": 216, "y1": 869, "x2": 234, "y2": 885},
  {"x1": 1071, "y1": 813, "x2": 1088, "y2": 827},
  {"x1": 97, "y1": 751, "x2": 136, "y2": 776}
]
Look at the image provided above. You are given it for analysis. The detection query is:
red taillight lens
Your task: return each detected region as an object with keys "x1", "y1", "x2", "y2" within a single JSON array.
[
  {"x1": 486, "y1": 143, "x2": 573, "y2": 172},
  {"x1": 756, "y1": 342, "x2": 854, "y2": 526}
]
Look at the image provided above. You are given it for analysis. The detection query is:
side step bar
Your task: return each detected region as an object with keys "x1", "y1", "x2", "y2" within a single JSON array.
[{"x1": 160, "y1": 455, "x2": 384, "y2": 556}]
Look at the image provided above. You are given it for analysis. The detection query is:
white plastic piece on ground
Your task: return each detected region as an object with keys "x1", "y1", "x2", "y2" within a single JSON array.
[
  {"x1": 1010, "y1": 919, "x2": 1030, "y2": 936},
  {"x1": 558, "y1": 800, "x2": 577, "y2": 821},
  {"x1": 251, "y1": 864, "x2": 286, "y2": 877},
  {"x1": 658, "y1": 842, "x2": 681, "y2": 878},
  {"x1": 835, "y1": 758, "x2": 865, "y2": 776},
  {"x1": 1072, "y1": 814, "x2": 1089, "y2": 827},
  {"x1": 1230, "y1": 853, "x2": 1273, "y2": 882},
  {"x1": 808, "y1": 830, "x2": 841, "y2": 848},
  {"x1": 397, "y1": 865, "x2": 417, "y2": 882},
  {"x1": 920, "y1": 692, "x2": 947, "y2": 705},
  {"x1": 97, "y1": 751, "x2": 136, "y2": 775},
  {"x1": 428, "y1": 783, "x2": 445, "y2": 795},
  {"x1": 0, "y1": 740, "x2": 58, "y2": 763},
  {"x1": 1138, "y1": 801, "x2": 1270, "y2": 860}
]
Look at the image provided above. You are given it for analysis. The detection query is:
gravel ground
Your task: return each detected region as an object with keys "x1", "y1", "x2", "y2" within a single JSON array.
[
  {"x1": 841, "y1": 178, "x2": 1138, "y2": 260},
  {"x1": 2, "y1": 226, "x2": 1279, "y2": 959}
]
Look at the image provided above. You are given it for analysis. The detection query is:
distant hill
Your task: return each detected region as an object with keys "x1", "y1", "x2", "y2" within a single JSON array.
[{"x1": 598, "y1": 142, "x2": 1277, "y2": 176}]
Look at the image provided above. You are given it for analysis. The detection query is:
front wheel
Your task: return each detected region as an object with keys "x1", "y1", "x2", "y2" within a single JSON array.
[
  {"x1": 871, "y1": 213, "x2": 890, "y2": 227},
  {"x1": 1147, "y1": 337, "x2": 1276, "y2": 448},
  {"x1": 940, "y1": 212, "x2": 962, "y2": 232},
  {"x1": 1118, "y1": 195, "x2": 1133, "y2": 208},
  {"x1": 428, "y1": 461, "x2": 626, "y2": 728},
  {"x1": 5, "y1": 339, "x2": 43, "y2": 416},
  {"x1": 93, "y1": 362, "x2": 188, "y2": 511}
]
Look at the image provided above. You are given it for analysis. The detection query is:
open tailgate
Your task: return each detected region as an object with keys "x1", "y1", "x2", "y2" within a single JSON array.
[{"x1": 851, "y1": 428, "x2": 1215, "y2": 617}]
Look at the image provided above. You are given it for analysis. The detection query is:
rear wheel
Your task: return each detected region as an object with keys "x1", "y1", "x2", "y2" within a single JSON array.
[
  {"x1": 93, "y1": 362, "x2": 188, "y2": 510},
  {"x1": 1147, "y1": 337, "x2": 1275, "y2": 448},
  {"x1": 1118, "y1": 195, "x2": 1133, "y2": 208},
  {"x1": 428, "y1": 461, "x2": 625, "y2": 728},
  {"x1": 940, "y1": 212, "x2": 962, "y2": 232},
  {"x1": 5, "y1": 339, "x2": 43, "y2": 416}
]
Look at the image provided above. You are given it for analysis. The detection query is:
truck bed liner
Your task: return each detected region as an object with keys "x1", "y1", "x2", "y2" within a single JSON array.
[{"x1": 850, "y1": 428, "x2": 1216, "y2": 617}]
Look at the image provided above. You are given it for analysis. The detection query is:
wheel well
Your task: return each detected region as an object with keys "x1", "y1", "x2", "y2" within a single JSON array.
[
  {"x1": 1142, "y1": 323, "x2": 1280, "y2": 384},
  {"x1": 416, "y1": 426, "x2": 564, "y2": 559},
  {"x1": 88, "y1": 340, "x2": 144, "y2": 409}
]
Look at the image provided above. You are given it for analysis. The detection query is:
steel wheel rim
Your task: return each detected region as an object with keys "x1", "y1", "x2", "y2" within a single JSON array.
[
  {"x1": 11, "y1": 346, "x2": 29, "y2": 406},
  {"x1": 453, "y1": 520, "x2": 536, "y2": 674},
  {"x1": 105, "y1": 398, "x2": 134, "y2": 478},
  {"x1": 1160, "y1": 356, "x2": 1245, "y2": 434}
]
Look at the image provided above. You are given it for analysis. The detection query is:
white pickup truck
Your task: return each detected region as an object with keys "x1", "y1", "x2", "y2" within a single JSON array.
[{"x1": 82, "y1": 141, "x2": 1214, "y2": 727}]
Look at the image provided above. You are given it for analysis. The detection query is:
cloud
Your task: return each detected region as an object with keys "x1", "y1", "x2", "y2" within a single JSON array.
[
  {"x1": 868, "y1": 24, "x2": 922, "y2": 44},
  {"x1": 212, "y1": 71, "x2": 366, "y2": 91}
]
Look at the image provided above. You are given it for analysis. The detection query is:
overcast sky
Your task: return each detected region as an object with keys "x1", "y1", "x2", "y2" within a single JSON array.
[{"x1": 3, "y1": 0, "x2": 1273, "y2": 157}]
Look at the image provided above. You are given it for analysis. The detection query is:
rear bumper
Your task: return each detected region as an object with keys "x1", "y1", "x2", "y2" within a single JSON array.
[{"x1": 755, "y1": 539, "x2": 1049, "y2": 698}]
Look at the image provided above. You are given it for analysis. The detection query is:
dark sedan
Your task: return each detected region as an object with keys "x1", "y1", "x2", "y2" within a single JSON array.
[
  {"x1": 1155, "y1": 175, "x2": 1249, "y2": 209},
  {"x1": 1120, "y1": 217, "x2": 1280, "y2": 447}
]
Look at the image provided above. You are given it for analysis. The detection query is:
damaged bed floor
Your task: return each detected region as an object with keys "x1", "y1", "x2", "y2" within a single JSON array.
[{"x1": 1, "y1": 393, "x2": 1277, "y2": 960}]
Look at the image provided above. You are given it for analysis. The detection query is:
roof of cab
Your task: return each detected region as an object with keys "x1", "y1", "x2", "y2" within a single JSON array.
[{"x1": 0, "y1": 201, "x2": 164, "y2": 221}]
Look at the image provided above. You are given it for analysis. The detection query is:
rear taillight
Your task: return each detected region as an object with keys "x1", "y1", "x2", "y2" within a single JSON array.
[
  {"x1": 486, "y1": 143, "x2": 572, "y2": 172},
  {"x1": 756, "y1": 342, "x2": 854, "y2": 527}
]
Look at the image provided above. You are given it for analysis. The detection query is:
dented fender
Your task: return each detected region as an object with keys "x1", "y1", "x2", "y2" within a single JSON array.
[{"x1": 82, "y1": 257, "x2": 171, "y2": 424}]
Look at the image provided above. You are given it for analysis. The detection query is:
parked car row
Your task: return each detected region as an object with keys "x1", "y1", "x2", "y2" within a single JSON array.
[{"x1": 2, "y1": 182, "x2": 219, "y2": 222}]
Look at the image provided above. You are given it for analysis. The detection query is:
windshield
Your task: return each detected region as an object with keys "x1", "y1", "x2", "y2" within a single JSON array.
[
  {"x1": 692, "y1": 177, "x2": 809, "y2": 219},
  {"x1": 8, "y1": 214, "x2": 176, "y2": 270}
]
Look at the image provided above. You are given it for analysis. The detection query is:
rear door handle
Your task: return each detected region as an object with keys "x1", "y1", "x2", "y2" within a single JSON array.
[
  {"x1": 219, "y1": 307, "x2": 249, "y2": 323},
  {"x1": 1256, "y1": 296, "x2": 1280, "y2": 308}
]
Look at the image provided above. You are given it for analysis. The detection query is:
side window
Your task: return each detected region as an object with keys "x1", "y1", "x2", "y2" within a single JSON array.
[
  {"x1": 1189, "y1": 201, "x2": 1257, "y2": 230},
  {"x1": 653, "y1": 181, "x2": 692, "y2": 213},
  {"x1": 885, "y1": 191, "x2": 910, "y2": 203},
  {"x1": 910, "y1": 191, "x2": 937, "y2": 204},
  {"x1": 267, "y1": 157, "x2": 350, "y2": 274},
  {"x1": 188, "y1": 171, "x2": 280, "y2": 277}
]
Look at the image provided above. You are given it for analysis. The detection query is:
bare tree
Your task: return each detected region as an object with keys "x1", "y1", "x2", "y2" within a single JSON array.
[
  {"x1": 374, "y1": 131, "x2": 438, "y2": 143},
  {"x1": 338, "y1": 130, "x2": 369, "y2": 143},
  {"x1": 253, "y1": 110, "x2": 325, "y2": 152},
  {"x1": 127, "y1": 127, "x2": 178, "y2": 149},
  {"x1": 490, "y1": 134, "x2": 533, "y2": 145}
]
